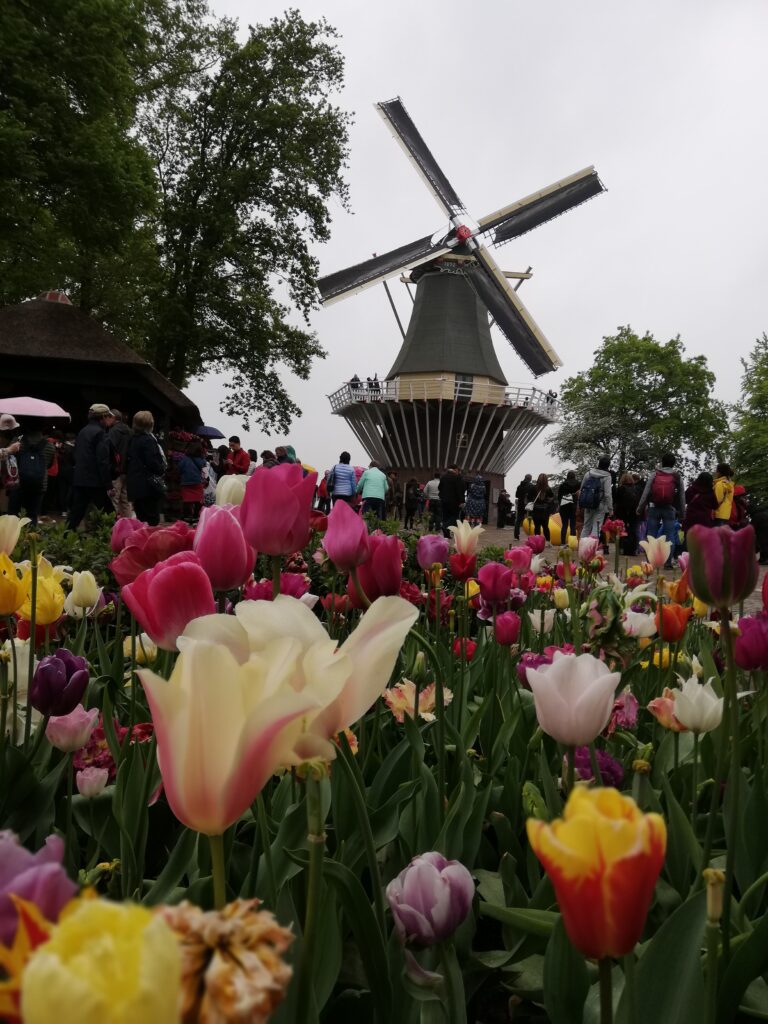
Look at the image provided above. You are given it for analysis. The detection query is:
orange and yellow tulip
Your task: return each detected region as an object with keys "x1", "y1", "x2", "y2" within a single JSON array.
[
  {"x1": 526, "y1": 787, "x2": 666, "y2": 959},
  {"x1": 655, "y1": 602, "x2": 692, "y2": 642}
]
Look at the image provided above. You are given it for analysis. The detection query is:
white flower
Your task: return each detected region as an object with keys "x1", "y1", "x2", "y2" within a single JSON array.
[
  {"x1": 606, "y1": 573, "x2": 627, "y2": 596},
  {"x1": 530, "y1": 554, "x2": 545, "y2": 574},
  {"x1": 622, "y1": 609, "x2": 657, "y2": 638},
  {"x1": 528, "y1": 608, "x2": 556, "y2": 634},
  {"x1": 526, "y1": 651, "x2": 621, "y2": 746},
  {"x1": 0, "y1": 515, "x2": 30, "y2": 556},
  {"x1": 447, "y1": 521, "x2": 484, "y2": 556},
  {"x1": 70, "y1": 570, "x2": 101, "y2": 609},
  {"x1": 639, "y1": 535, "x2": 672, "y2": 570},
  {"x1": 672, "y1": 677, "x2": 723, "y2": 733},
  {"x1": 215, "y1": 475, "x2": 246, "y2": 506},
  {"x1": 691, "y1": 654, "x2": 705, "y2": 679}
]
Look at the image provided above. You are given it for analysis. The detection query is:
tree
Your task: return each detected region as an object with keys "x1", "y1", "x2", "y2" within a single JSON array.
[
  {"x1": 549, "y1": 326, "x2": 729, "y2": 477},
  {"x1": 732, "y1": 333, "x2": 768, "y2": 505}
]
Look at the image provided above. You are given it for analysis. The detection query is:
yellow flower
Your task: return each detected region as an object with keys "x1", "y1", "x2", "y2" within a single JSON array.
[
  {"x1": 17, "y1": 557, "x2": 66, "y2": 624},
  {"x1": 567, "y1": 534, "x2": 579, "y2": 551},
  {"x1": 692, "y1": 597, "x2": 710, "y2": 618},
  {"x1": 0, "y1": 555, "x2": 28, "y2": 616},
  {"x1": 553, "y1": 588, "x2": 570, "y2": 610},
  {"x1": 70, "y1": 571, "x2": 101, "y2": 609},
  {"x1": 640, "y1": 646, "x2": 671, "y2": 670},
  {"x1": 464, "y1": 579, "x2": 480, "y2": 600},
  {"x1": 123, "y1": 633, "x2": 158, "y2": 665},
  {"x1": 21, "y1": 899, "x2": 180, "y2": 1024}
]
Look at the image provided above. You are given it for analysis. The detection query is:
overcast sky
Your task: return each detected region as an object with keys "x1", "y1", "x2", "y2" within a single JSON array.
[{"x1": 186, "y1": 0, "x2": 768, "y2": 482}]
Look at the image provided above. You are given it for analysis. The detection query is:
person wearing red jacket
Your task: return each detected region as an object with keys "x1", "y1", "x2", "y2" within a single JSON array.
[{"x1": 226, "y1": 436, "x2": 251, "y2": 475}]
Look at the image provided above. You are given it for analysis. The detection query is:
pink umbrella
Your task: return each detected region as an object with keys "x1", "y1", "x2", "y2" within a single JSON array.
[{"x1": 0, "y1": 397, "x2": 70, "y2": 421}]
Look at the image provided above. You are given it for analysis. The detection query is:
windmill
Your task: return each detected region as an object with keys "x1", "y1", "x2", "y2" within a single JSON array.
[{"x1": 322, "y1": 97, "x2": 605, "y2": 489}]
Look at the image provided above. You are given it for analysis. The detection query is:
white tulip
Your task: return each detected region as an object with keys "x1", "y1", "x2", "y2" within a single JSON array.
[
  {"x1": 622, "y1": 609, "x2": 657, "y2": 638},
  {"x1": 215, "y1": 475, "x2": 246, "y2": 506},
  {"x1": 672, "y1": 677, "x2": 723, "y2": 733},
  {"x1": 447, "y1": 521, "x2": 485, "y2": 557},
  {"x1": 526, "y1": 651, "x2": 621, "y2": 746},
  {"x1": 0, "y1": 515, "x2": 30, "y2": 556},
  {"x1": 639, "y1": 535, "x2": 672, "y2": 570},
  {"x1": 70, "y1": 570, "x2": 101, "y2": 609},
  {"x1": 528, "y1": 608, "x2": 556, "y2": 634}
]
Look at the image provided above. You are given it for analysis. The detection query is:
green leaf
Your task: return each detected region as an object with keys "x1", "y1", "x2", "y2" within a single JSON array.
[
  {"x1": 143, "y1": 828, "x2": 198, "y2": 905},
  {"x1": 718, "y1": 910, "x2": 768, "y2": 1022},
  {"x1": 660, "y1": 775, "x2": 701, "y2": 896},
  {"x1": 478, "y1": 902, "x2": 559, "y2": 938},
  {"x1": 543, "y1": 917, "x2": 590, "y2": 1024}
]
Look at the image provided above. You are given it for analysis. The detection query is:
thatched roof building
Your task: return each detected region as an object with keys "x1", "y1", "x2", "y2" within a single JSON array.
[{"x1": 0, "y1": 292, "x2": 201, "y2": 428}]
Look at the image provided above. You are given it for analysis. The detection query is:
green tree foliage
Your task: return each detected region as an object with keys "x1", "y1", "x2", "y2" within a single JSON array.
[
  {"x1": 549, "y1": 326, "x2": 729, "y2": 476},
  {"x1": 732, "y1": 333, "x2": 768, "y2": 505}
]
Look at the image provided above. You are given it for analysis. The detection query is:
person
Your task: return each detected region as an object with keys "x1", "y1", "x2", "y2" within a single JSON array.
[
  {"x1": 316, "y1": 471, "x2": 331, "y2": 513},
  {"x1": 514, "y1": 474, "x2": 535, "y2": 539},
  {"x1": 531, "y1": 473, "x2": 555, "y2": 541},
  {"x1": 496, "y1": 488, "x2": 512, "y2": 529},
  {"x1": 731, "y1": 483, "x2": 749, "y2": 529},
  {"x1": 356, "y1": 460, "x2": 389, "y2": 519},
  {"x1": 423, "y1": 470, "x2": 441, "y2": 530},
  {"x1": 8, "y1": 426, "x2": 56, "y2": 525},
  {"x1": 392, "y1": 474, "x2": 403, "y2": 520},
  {"x1": 404, "y1": 477, "x2": 420, "y2": 529},
  {"x1": 328, "y1": 451, "x2": 357, "y2": 505},
  {"x1": 683, "y1": 472, "x2": 717, "y2": 534},
  {"x1": 0, "y1": 414, "x2": 21, "y2": 512},
  {"x1": 246, "y1": 449, "x2": 260, "y2": 477},
  {"x1": 226, "y1": 436, "x2": 250, "y2": 475},
  {"x1": 107, "y1": 409, "x2": 133, "y2": 519},
  {"x1": 579, "y1": 455, "x2": 614, "y2": 539},
  {"x1": 67, "y1": 403, "x2": 114, "y2": 530},
  {"x1": 126, "y1": 411, "x2": 167, "y2": 525},
  {"x1": 464, "y1": 474, "x2": 487, "y2": 527},
  {"x1": 713, "y1": 464, "x2": 735, "y2": 526},
  {"x1": 614, "y1": 472, "x2": 641, "y2": 556},
  {"x1": 260, "y1": 449, "x2": 278, "y2": 469},
  {"x1": 636, "y1": 453, "x2": 685, "y2": 564},
  {"x1": 438, "y1": 464, "x2": 466, "y2": 537},
  {"x1": 557, "y1": 471, "x2": 580, "y2": 542},
  {"x1": 179, "y1": 440, "x2": 207, "y2": 521}
]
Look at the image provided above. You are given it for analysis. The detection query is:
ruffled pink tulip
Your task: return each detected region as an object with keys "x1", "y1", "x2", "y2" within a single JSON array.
[
  {"x1": 110, "y1": 517, "x2": 146, "y2": 554},
  {"x1": 687, "y1": 523, "x2": 759, "y2": 609},
  {"x1": 193, "y1": 505, "x2": 254, "y2": 591},
  {"x1": 46, "y1": 704, "x2": 99, "y2": 753},
  {"x1": 109, "y1": 520, "x2": 195, "y2": 586},
  {"x1": 526, "y1": 651, "x2": 620, "y2": 746},
  {"x1": 578, "y1": 536, "x2": 600, "y2": 562},
  {"x1": 504, "y1": 546, "x2": 532, "y2": 572},
  {"x1": 322, "y1": 499, "x2": 370, "y2": 571},
  {"x1": 122, "y1": 552, "x2": 216, "y2": 651},
  {"x1": 239, "y1": 463, "x2": 317, "y2": 556},
  {"x1": 526, "y1": 534, "x2": 546, "y2": 555},
  {"x1": 348, "y1": 533, "x2": 403, "y2": 608},
  {"x1": 478, "y1": 561, "x2": 514, "y2": 606},
  {"x1": 416, "y1": 535, "x2": 449, "y2": 571},
  {"x1": 494, "y1": 610, "x2": 521, "y2": 646}
]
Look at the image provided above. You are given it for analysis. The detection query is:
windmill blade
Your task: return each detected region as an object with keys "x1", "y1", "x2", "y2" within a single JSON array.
[
  {"x1": 466, "y1": 244, "x2": 563, "y2": 376},
  {"x1": 479, "y1": 167, "x2": 604, "y2": 245},
  {"x1": 318, "y1": 233, "x2": 451, "y2": 305},
  {"x1": 376, "y1": 97, "x2": 465, "y2": 217}
]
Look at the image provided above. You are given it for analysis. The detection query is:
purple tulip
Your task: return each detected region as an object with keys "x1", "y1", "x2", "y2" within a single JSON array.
[
  {"x1": 734, "y1": 613, "x2": 768, "y2": 671},
  {"x1": 416, "y1": 534, "x2": 450, "y2": 571},
  {"x1": 687, "y1": 524, "x2": 759, "y2": 609},
  {"x1": 386, "y1": 851, "x2": 474, "y2": 947},
  {"x1": 29, "y1": 649, "x2": 89, "y2": 716},
  {"x1": 572, "y1": 746, "x2": 625, "y2": 787},
  {"x1": 517, "y1": 651, "x2": 553, "y2": 687},
  {"x1": 0, "y1": 831, "x2": 76, "y2": 943}
]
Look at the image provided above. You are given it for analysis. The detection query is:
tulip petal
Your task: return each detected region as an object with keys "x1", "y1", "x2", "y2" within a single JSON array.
[
  {"x1": 180, "y1": 614, "x2": 250, "y2": 662},
  {"x1": 236, "y1": 594, "x2": 328, "y2": 651}
]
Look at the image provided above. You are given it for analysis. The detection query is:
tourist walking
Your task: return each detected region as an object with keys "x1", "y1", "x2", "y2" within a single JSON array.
[
  {"x1": 67, "y1": 403, "x2": 114, "y2": 530},
  {"x1": 404, "y1": 477, "x2": 420, "y2": 529},
  {"x1": 423, "y1": 470, "x2": 441, "y2": 530},
  {"x1": 684, "y1": 472, "x2": 717, "y2": 534},
  {"x1": 636, "y1": 453, "x2": 685, "y2": 564},
  {"x1": 356, "y1": 460, "x2": 389, "y2": 519},
  {"x1": 464, "y1": 474, "x2": 487, "y2": 526},
  {"x1": 557, "y1": 470, "x2": 580, "y2": 542},
  {"x1": 531, "y1": 473, "x2": 555, "y2": 541},
  {"x1": 438, "y1": 464, "x2": 466, "y2": 537},
  {"x1": 8, "y1": 428, "x2": 56, "y2": 525},
  {"x1": 107, "y1": 409, "x2": 133, "y2": 519},
  {"x1": 514, "y1": 474, "x2": 535, "y2": 539},
  {"x1": 125, "y1": 411, "x2": 166, "y2": 525},
  {"x1": 328, "y1": 451, "x2": 357, "y2": 505},
  {"x1": 713, "y1": 464, "x2": 735, "y2": 526},
  {"x1": 496, "y1": 488, "x2": 512, "y2": 528},
  {"x1": 579, "y1": 456, "x2": 614, "y2": 539},
  {"x1": 179, "y1": 440, "x2": 207, "y2": 521},
  {"x1": 614, "y1": 472, "x2": 641, "y2": 556}
]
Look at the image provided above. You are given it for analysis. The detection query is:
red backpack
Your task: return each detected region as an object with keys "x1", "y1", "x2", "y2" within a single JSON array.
[{"x1": 651, "y1": 470, "x2": 676, "y2": 505}]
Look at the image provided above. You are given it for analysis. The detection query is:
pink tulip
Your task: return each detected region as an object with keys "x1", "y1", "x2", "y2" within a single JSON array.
[
  {"x1": 110, "y1": 518, "x2": 146, "y2": 554},
  {"x1": 193, "y1": 505, "x2": 254, "y2": 591},
  {"x1": 578, "y1": 536, "x2": 600, "y2": 562},
  {"x1": 687, "y1": 523, "x2": 759, "y2": 609},
  {"x1": 478, "y1": 561, "x2": 513, "y2": 606},
  {"x1": 122, "y1": 552, "x2": 216, "y2": 651},
  {"x1": 347, "y1": 533, "x2": 403, "y2": 608},
  {"x1": 734, "y1": 613, "x2": 768, "y2": 671},
  {"x1": 243, "y1": 573, "x2": 311, "y2": 601},
  {"x1": 416, "y1": 535, "x2": 449, "y2": 571},
  {"x1": 386, "y1": 852, "x2": 474, "y2": 947},
  {"x1": 322, "y1": 499, "x2": 370, "y2": 571},
  {"x1": 239, "y1": 463, "x2": 318, "y2": 556},
  {"x1": 76, "y1": 766, "x2": 109, "y2": 797},
  {"x1": 504, "y1": 546, "x2": 533, "y2": 572},
  {"x1": 46, "y1": 704, "x2": 99, "y2": 753},
  {"x1": 494, "y1": 610, "x2": 521, "y2": 646},
  {"x1": 109, "y1": 520, "x2": 196, "y2": 585},
  {"x1": 526, "y1": 535, "x2": 546, "y2": 554},
  {"x1": 526, "y1": 652, "x2": 620, "y2": 746}
]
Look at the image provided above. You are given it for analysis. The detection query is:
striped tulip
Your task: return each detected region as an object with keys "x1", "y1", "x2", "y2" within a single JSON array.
[{"x1": 687, "y1": 524, "x2": 758, "y2": 609}]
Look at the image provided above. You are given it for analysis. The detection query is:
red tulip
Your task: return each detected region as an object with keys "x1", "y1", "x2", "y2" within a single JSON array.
[
  {"x1": 347, "y1": 533, "x2": 402, "y2": 608},
  {"x1": 687, "y1": 523, "x2": 759, "y2": 609},
  {"x1": 110, "y1": 517, "x2": 146, "y2": 554},
  {"x1": 478, "y1": 562, "x2": 514, "y2": 606},
  {"x1": 239, "y1": 463, "x2": 318, "y2": 556},
  {"x1": 193, "y1": 505, "x2": 254, "y2": 592},
  {"x1": 310, "y1": 509, "x2": 328, "y2": 534},
  {"x1": 494, "y1": 610, "x2": 521, "y2": 646},
  {"x1": 452, "y1": 638, "x2": 477, "y2": 661},
  {"x1": 322, "y1": 499, "x2": 370, "y2": 571},
  {"x1": 655, "y1": 603, "x2": 693, "y2": 642},
  {"x1": 449, "y1": 553, "x2": 477, "y2": 582},
  {"x1": 122, "y1": 552, "x2": 216, "y2": 651},
  {"x1": 109, "y1": 521, "x2": 195, "y2": 587}
]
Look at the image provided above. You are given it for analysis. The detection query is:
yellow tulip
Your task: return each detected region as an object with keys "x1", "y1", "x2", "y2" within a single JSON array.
[
  {"x1": 17, "y1": 557, "x2": 66, "y2": 624},
  {"x1": 464, "y1": 579, "x2": 480, "y2": 599},
  {"x1": 70, "y1": 571, "x2": 101, "y2": 609},
  {"x1": 553, "y1": 588, "x2": 570, "y2": 610},
  {"x1": 692, "y1": 597, "x2": 710, "y2": 618},
  {"x1": 567, "y1": 534, "x2": 579, "y2": 551},
  {"x1": 21, "y1": 899, "x2": 180, "y2": 1024},
  {"x1": 0, "y1": 554, "x2": 28, "y2": 616}
]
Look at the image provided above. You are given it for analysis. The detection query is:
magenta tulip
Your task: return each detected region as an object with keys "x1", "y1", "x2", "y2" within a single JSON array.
[
  {"x1": 386, "y1": 851, "x2": 474, "y2": 947},
  {"x1": 122, "y1": 551, "x2": 216, "y2": 651},
  {"x1": 46, "y1": 704, "x2": 99, "y2": 753},
  {"x1": 504, "y1": 546, "x2": 533, "y2": 572},
  {"x1": 477, "y1": 561, "x2": 514, "y2": 606},
  {"x1": 494, "y1": 610, "x2": 521, "y2": 646},
  {"x1": 322, "y1": 498, "x2": 370, "y2": 571},
  {"x1": 110, "y1": 517, "x2": 146, "y2": 554},
  {"x1": 193, "y1": 505, "x2": 254, "y2": 591},
  {"x1": 734, "y1": 613, "x2": 768, "y2": 671},
  {"x1": 526, "y1": 534, "x2": 546, "y2": 554},
  {"x1": 416, "y1": 534, "x2": 449, "y2": 571},
  {"x1": 687, "y1": 524, "x2": 759, "y2": 608},
  {"x1": 348, "y1": 533, "x2": 403, "y2": 608},
  {"x1": 239, "y1": 463, "x2": 318, "y2": 556},
  {"x1": 0, "y1": 832, "x2": 77, "y2": 944}
]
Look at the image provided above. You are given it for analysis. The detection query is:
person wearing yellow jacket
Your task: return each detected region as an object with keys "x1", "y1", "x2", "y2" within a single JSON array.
[{"x1": 714, "y1": 463, "x2": 735, "y2": 525}]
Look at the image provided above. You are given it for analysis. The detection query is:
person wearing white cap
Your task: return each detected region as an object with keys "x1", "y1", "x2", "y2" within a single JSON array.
[
  {"x1": 0, "y1": 414, "x2": 21, "y2": 510},
  {"x1": 66, "y1": 404, "x2": 114, "y2": 530}
]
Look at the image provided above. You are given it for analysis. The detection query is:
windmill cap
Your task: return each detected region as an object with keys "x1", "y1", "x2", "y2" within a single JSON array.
[{"x1": 89, "y1": 403, "x2": 112, "y2": 417}]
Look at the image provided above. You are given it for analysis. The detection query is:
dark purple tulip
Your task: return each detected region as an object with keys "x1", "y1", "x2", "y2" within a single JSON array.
[
  {"x1": 687, "y1": 524, "x2": 759, "y2": 609},
  {"x1": 30, "y1": 649, "x2": 89, "y2": 716},
  {"x1": 0, "y1": 832, "x2": 76, "y2": 943},
  {"x1": 573, "y1": 745, "x2": 625, "y2": 787},
  {"x1": 734, "y1": 613, "x2": 768, "y2": 671},
  {"x1": 386, "y1": 851, "x2": 474, "y2": 947}
]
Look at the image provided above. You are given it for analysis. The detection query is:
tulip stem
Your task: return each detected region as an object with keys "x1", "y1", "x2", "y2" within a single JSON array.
[
  {"x1": 349, "y1": 566, "x2": 371, "y2": 608},
  {"x1": 598, "y1": 958, "x2": 613, "y2": 1024},
  {"x1": 623, "y1": 952, "x2": 637, "y2": 1024},
  {"x1": 208, "y1": 832, "x2": 226, "y2": 909},
  {"x1": 271, "y1": 556, "x2": 281, "y2": 598},
  {"x1": 28, "y1": 714, "x2": 50, "y2": 763},
  {"x1": 720, "y1": 611, "x2": 740, "y2": 958},
  {"x1": 705, "y1": 919, "x2": 719, "y2": 1024},
  {"x1": 256, "y1": 796, "x2": 278, "y2": 907},
  {"x1": 566, "y1": 745, "x2": 576, "y2": 794},
  {"x1": 65, "y1": 754, "x2": 75, "y2": 876},
  {"x1": 0, "y1": 659, "x2": 8, "y2": 790},
  {"x1": 588, "y1": 742, "x2": 603, "y2": 786},
  {"x1": 23, "y1": 547, "x2": 38, "y2": 748},
  {"x1": 4, "y1": 617, "x2": 18, "y2": 746},
  {"x1": 691, "y1": 731, "x2": 699, "y2": 831},
  {"x1": 439, "y1": 942, "x2": 467, "y2": 1024},
  {"x1": 297, "y1": 774, "x2": 325, "y2": 1024}
]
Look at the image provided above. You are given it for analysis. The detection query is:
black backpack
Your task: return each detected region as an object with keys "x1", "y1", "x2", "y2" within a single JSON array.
[
  {"x1": 578, "y1": 474, "x2": 603, "y2": 510},
  {"x1": 17, "y1": 440, "x2": 47, "y2": 486}
]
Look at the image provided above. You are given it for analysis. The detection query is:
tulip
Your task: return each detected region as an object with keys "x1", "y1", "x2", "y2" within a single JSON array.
[
  {"x1": 526, "y1": 652, "x2": 620, "y2": 746},
  {"x1": 639, "y1": 534, "x2": 673, "y2": 570},
  {"x1": 239, "y1": 463, "x2": 317, "y2": 556},
  {"x1": 321, "y1": 593, "x2": 350, "y2": 622},
  {"x1": 526, "y1": 534, "x2": 546, "y2": 555},
  {"x1": 109, "y1": 520, "x2": 196, "y2": 587},
  {"x1": 76, "y1": 766, "x2": 109, "y2": 798},
  {"x1": 477, "y1": 561, "x2": 514, "y2": 606},
  {"x1": 734, "y1": 613, "x2": 768, "y2": 671},
  {"x1": 527, "y1": 787, "x2": 666, "y2": 959},
  {"x1": 383, "y1": 679, "x2": 453, "y2": 723},
  {"x1": 673, "y1": 676, "x2": 723, "y2": 733},
  {"x1": 2, "y1": 637, "x2": 37, "y2": 707},
  {"x1": 123, "y1": 632, "x2": 158, "y2": 665},
  {"x1": 122, "y1": 552, "x2": 216, "y2": 652},
  {"x1": 606, "y1": 688, "x2": 639, "y2": 735},
  {"x1": 0, "y1": 832, "x2": 76, "y2": 944},
  {"x1": 109, "y1": 517, "x2": 145, "y2": 554},
  {"x1": 69, "y1": 570, "x2": 101, "y2": 610},
  {"x1": 677, "y1": 552, "x2": 690, "y2": 574},
  {"x1": 416, "y1": 534, "x2": 449, "y2": 571},
  {"x1": 309, "y1": 508, "x2": 328, "y2": 533},
  {"x1": 0, "y1": 554, "x2": 28, "y2": 615},
  {"x1": 21, "y1": 899, "x2": 181, "y2": 1024},
  {"x1": 528, "y1": 608, "x2": 556, "y2": 634},
  {"x1": 494, "y1": 610, "x2": 521, "y2": 646},
  {"x1": 347, "y1": 533, "x2": 403, "y2": 608},
  {"x1": 215, "y1": 474, "x2": 247, "y2": 506},
  {"x1": 622, "y1": 608, "x2": 657, "y2": 638},
  {"x1": 452, "y1": 637, "x2": 477, "y2": 661},
  {"x1": 0, "y1": 515, "x2": 30, "y2": 557},
  {"x1": 578, "y1": 536, "x2": 600, "y2": 562},
  {"x1": 322, "y1": 499, "x2": 370, "y2": 571},
  {"x1": 386, "y1": 851, "x2": 474, "y2": 947},
  {"x1": 46, "y1": 704, "x2": 99, "y2": 753},
  {"x1": 30, "y1": 649, "x2": 89, "y2": 717},
  {"x1": 17, "y1": 558, "x2": 66, "y2": 625},
  {"x1": 448, "y1": 521, "x2": 484, "y2": 556},
  {"x1": 553, "y1": 587, "x2": 570, "y2": 611},
  {"x1": 504, "y1": 545, "x2": 533, "y2": 572},
  {"x1": 193, "y1": 505, "x2": 254, "y2": 591},
  {"x1": 687, "y1": 523, "x2": 759, "y2": 609},
  {"x1": 517, "y1": 650, "x2": 552, "y2": 686},
  {"x1": 148, "y1": 594, "x2": 417, "y2": 833},
  {"x1": 571, "y1": 745, "x2": 625, "y2": 787},
  {"x1": 449, "y1": 552, "x2": 477, "y2": 582},
  {"x1": 647, "y1": 687, "x2": 686, "y2": 731},
  {"x1": 655, "y1": 602, "x2": 692, "y2": 642},
  {"x1": 602, "y1": 518, "x2": 626, "y2": 540}
]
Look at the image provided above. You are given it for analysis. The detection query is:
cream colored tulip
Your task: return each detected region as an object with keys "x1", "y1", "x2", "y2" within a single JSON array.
[
  {"x1": 0, "y1": 514, "x2": 30, "y2": 556},
  {"x1": 215, "y1": 475, "x2": 246, "y2": 506},
  {"x1": 639, "y1": 535, "x2": 672, "y2": 570},
  {"x1": 447, "y1": 521, "x2": 485, "y2": 557},
  {"x1": 70, "y1": 570, "x2": 101, "y2": 609}
]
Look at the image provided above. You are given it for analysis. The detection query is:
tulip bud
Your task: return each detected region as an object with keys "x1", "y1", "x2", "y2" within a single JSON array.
[
  {"x1": 30, "y1": 649, "x2": 89, "y2": 716},
  {"x1": 494, "y1": 610, "x2": 521, "y2": 646},
  {"x1": 70, "y1": 571, "x2": 101, "y2": 609},
  {"x1": 553, "y1": 588, "x2": 570, "y2": 610},
  {"x1": 687, "y1": 524, "x2": 759, "y2": 608},
  {"x1": 193, "y1": 505, "x2": 254, "y2": 591},
  {"x1": 76, "y1": 766, "x2": 109, "y2": 798},
  {"x1": 323, "y1": 499, "x2": 370, "y2": 571},
  {"x1": 567, "y1": 534, "x2": 579, "y2": 551},
  {"x1": 416, "y1": 534, "x2": 449, "y2": 571},
  {"x1": 449, "y1": 552, "x2": 477, "y2": 582},
  {"x1": 477, "y1": 561, "x2": 514, "y2": 606},
  {"x1": 734, "y1": 613, "x2": 768, "y2": 670},
  {"x1": 526, "y1": 535, "x2": 546, "y2": 555},
  {"x1": 215, "y1": 475, "x2": 246, "y2": 506},
  {"x1": 578, "y1": 536, "x2": 599, "y2": 563},
  {"x1": 46, "y1": 704, "x2": 99, "y2": 753},
  {"x1": 386, "y1": 852, "x2": 474, "y2": 946},
  {"x1": 522, "y1": 781, "x2": 548, "y2": 820},
  {"x1": 703, "y1": 867, "x2": 725, "y2": 924},
  {"x1": 504, "y1": 546, "x2": 532, "y2": 573}
]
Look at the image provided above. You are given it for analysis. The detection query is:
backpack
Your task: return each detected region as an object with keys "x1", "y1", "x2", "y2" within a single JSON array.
[
  {"x1": 651, "y1": 470, "x2": 676, "y2": 505},
  {"x1": 731, "y1": 490, "x2": 749, "y2": 527},
  {"x1": 17, "y1": 441, "x2": 47, "y2": 486},
  {"x1": 579, "y1": 474, "x2": 603, "y2": 510}
]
